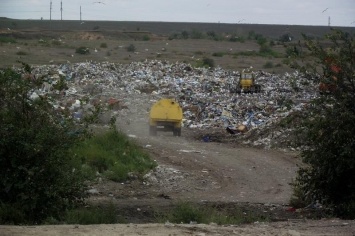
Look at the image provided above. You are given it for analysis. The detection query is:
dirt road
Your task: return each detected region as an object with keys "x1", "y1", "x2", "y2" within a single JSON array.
[{"x1": 117, "y1": 116, "x2": 299, "y2": 205}]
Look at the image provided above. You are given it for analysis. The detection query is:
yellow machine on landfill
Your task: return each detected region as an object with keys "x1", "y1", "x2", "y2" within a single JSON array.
[
  {"x1": 234, "y1": 68, "x2": 261, "y2": 93},
  {"x1": 149, "y1": 98, "x2": 183, "y2": 136}
]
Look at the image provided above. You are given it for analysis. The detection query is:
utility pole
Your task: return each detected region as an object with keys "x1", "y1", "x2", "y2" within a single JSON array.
[
  {"x1": 61, "y1": 1, "x2": 63, "y2": 20},
  {"x1": 50, "y1": 0, "x2": 52, "y2": 20},
  {"x1": 328, "y1": 16, "x2": 331, "y2": 26},
  {"x1": 80, "y1": 6, "x2": 82, "y2": 21}
]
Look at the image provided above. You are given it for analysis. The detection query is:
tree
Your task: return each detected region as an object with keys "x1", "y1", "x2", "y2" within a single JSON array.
[
  {"x1": 0, "y1": 63, "x2": 91, "y2": 223},
  {"x1": 290, "y1": 30, "x2": 355, "y2": 218}
]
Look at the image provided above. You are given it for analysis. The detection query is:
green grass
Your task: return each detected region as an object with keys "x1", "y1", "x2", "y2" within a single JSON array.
[
  {"x1": 44, "y1": 203, "x2": 124, "y2": 225},
  {"x1": 72, "y1": 129, "x2": 157, "y2": 182},
  {"x1": 156, "y1": 202, "x2": 270, "y2": 225},
  {"x1": 64, "y1": 205, "x2": 120, "y2": 224},
  {"x1": 0, "y1": 37, "x2": 16, "y2": 44}
]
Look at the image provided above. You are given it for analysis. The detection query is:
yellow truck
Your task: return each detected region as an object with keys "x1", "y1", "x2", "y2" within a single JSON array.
[
  {"x1": 149, "y1": 98, "x2": 183, "y2": 136},
  {"x1": 232, "y1": 68, "x2": 261, "y2": 93}
]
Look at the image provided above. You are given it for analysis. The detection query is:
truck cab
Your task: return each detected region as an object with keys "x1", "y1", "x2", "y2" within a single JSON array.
[{"x1": 149, "y1": 98, "x2": 183, "y2": 136}]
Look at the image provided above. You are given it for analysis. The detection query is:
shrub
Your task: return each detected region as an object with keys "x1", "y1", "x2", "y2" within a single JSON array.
[
  {"x1": 75, "y1": 46, "x2": 90, "y2": 55},
  {"x1": 259, "y1": 44, "x2": 279, "y2": 57},
  {"x1": 126, "y1": 44, "x2": 136, "y2": 52},
  {"x1": 16, "y1": 51, "x2": 28, "y2": 55},
  {"x1": 212, "y1": 52, "x2": 224, "y2": 57},
  {"x1": 190, "y1": 29, "x2": 204, "y2": 39},
  {"x1": 100, "y1": 42, "x2": 108, "y2": 48},
  {"x1": 290, "y1": 29, "x2": 355, "y2": 219},
  {"x1": 279, "y1": 33, "x2": 293, "y2": 42},
  {"x1": 285, "y1": 46, "x2": 301, "y2": 57},
  {"x1": 201, "y1": 57, "x2": 215, "y2": 68},
  {"x1": 0, "y1": 63, "x2": 90, "y2": 224},
  {"x1": 256, "y1": 35, "x2": 267, "y2": 45},
  {"x1": 143, "y1": 35, "x2": 150, "y2": 41},
  {"x1": 263, "y1": 61, "x2": 274, "y2": 68},
  {"x1": 181, "y1": 31, "x2": 189, "y2": 39}
]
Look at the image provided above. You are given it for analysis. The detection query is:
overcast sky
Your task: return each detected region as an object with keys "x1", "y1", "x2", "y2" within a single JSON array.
[{"x1": 1, "y1": 0, "x2": 355, "y2": 27}]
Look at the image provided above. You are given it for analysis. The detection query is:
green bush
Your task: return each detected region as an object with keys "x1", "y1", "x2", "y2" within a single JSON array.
[
  {"x1": 143, "y1": 35, "x2": 150, "y2": 41},
  {"x1": 202, "y1": 57, "x2": 215, "y2": 68},
  {"x1": 212, "y1": 52, "x2": 224, "y2": 57},
  {"x1": 263, "y1": 61, "x2": 274, "y2": 68},
  {"x1": 0, "y1": 64, "x2": 90, "y2": 224},
  {"x1": 126, "y1": 44, "x2": 136, "y2": 52},
  {"x1": 190, "y1": 29, "x2": 204, "y2": 39},
  {"x1": 181, "y1": 31, "x2": 189, "y2": 39},
  {"x1": 100, "y1": 42, "x2": 108, "y2": 48},
  {"x1": 259, "y1": 44, "x2": 274, "y2": 56},
  {"x1": 75, "y1": 46, "x2": 90, "y2": 55},
  {"x1": 285, "y1": 45, "x2": 301, "y2": 58},
  {"x1": 279, "y1": 33, "x2": 293, "y2": 42},
  {"x1": 290, "y1": 29, "x2": 355, "y2": 219},
  {"x1": 16, "y1": 51, "x2": 28, "y2": 55}
]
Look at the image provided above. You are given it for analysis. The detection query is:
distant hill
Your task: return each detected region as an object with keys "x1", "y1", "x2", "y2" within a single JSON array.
[{"x1": 1, "y1": 18, "x2": 354, "y2": 40}]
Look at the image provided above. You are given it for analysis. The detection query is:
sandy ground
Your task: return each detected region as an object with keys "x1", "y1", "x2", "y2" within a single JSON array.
[{"x1": 1, "y1": 219, "x2": 354, "y2": 236}]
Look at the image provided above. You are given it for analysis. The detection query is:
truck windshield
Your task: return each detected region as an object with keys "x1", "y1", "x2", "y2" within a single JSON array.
[{"x1": 242, "y1": 73, "x2": 253, "y2": 79}]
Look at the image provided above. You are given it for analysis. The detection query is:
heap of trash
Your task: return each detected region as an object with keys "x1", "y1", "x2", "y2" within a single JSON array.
[{"x1": 26, "y1": 60, "x2": 319, "y2": 150}]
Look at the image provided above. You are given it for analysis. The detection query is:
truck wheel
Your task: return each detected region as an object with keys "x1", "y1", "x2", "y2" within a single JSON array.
[
  {"x1": 149, "y1": 125, "x2": 157, "y2": 136},
  {"x1": 174, "y1": 128, "x2": 181, "y2": 137},
  {"x1": 177, "y1": 128, "x2": 181, "y2": 136},
  {"x1": 250, "y1": 87, "x2": 255, "y2": 94}
]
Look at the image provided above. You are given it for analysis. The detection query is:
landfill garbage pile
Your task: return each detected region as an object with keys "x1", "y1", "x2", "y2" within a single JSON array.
[{"x1": 24, "y1": 60, "x2": 319, "y2": 150}]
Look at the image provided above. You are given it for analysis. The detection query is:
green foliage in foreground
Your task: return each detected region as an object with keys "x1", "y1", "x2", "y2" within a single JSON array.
[
  {"x1": 289, "y1": 29, "x2": 355, "y2": 219},
  {"x1": 71, "y1": 129, "x2": 157, "y2": 182},
  {"x1": 156, "y1": 202, "x2": 269, "y2": 225},
  {"x1": 0, "y1": 63, "x2": 156, "y2": 224},
  {"x1": 0, "y1": 63, "x2": 90, "y2": 224}
]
